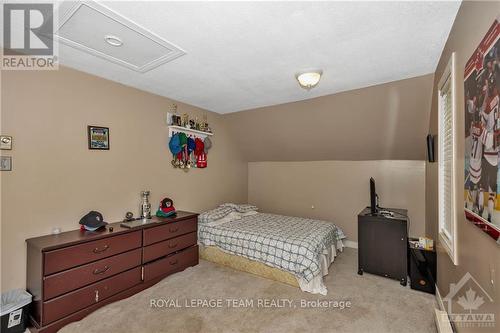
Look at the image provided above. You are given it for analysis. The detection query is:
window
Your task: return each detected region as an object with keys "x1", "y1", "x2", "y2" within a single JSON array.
[{"x1": 438, "y1": 52, "x2": 458, "y2": 265}]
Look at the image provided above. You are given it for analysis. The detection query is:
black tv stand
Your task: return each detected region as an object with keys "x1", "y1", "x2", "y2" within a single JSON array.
[{"x1": 357, "y1": 207, "x2": 408, "y2": 286}]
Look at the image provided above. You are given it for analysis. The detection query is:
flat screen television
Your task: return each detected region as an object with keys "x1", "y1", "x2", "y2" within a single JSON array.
[{"x1": 370, "y1": 177, "x2": 378, "y2": 214}]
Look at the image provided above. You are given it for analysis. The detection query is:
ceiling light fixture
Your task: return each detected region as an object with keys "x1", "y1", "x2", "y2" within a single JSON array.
[
  {"x1": 104, "y1": 35, "x2": 123, "y2": 47},
  {"x1": 296, "y1": 70, "x2": 323, "y2": 90}
]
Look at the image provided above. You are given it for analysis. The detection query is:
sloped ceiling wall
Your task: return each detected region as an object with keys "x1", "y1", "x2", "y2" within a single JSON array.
[{"x1": 223, "y1": 73, "x2": 434, "y2": 161}]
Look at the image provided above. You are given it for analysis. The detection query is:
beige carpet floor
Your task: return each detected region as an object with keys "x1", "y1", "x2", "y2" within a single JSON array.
[{"x1": 60, "y1": 248, "x2": 436, "y2": 333}]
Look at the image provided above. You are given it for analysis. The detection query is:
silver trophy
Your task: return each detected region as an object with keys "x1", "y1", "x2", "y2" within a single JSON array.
[{"x1": 140, "y1": 191, "x2": 152, "y2": 219}]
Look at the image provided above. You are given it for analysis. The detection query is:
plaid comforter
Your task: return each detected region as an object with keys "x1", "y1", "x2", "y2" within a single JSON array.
[{"x1": 198, "y1": 213, "x2": 345, "y2": 282}]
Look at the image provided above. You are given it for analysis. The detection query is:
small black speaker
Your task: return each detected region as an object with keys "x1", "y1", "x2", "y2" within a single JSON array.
[
  {"x1": 427, "y1": 134, "x2": 435, "y2": 162},
  {"x1": 408, "y1": 242, "x2": 436, "y2": 294}
]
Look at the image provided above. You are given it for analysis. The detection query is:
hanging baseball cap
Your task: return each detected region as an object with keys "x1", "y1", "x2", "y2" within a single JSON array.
[
  {"x1": 169, "y1": 133, "x2": 181, "y2": 155},
  {"x1": 194, "y1": 138, "x2": 204, "y2": 156},
  {"x1": 187, "y1": 137, "x2": 196, "y2": 153},
  {"x1": 203, "y1": 137, "x2": 212, "y2": 154},
  {"x1": 178, "y1": 132, "x2": 188, "y2": 147},
  {"x1": 156, "y1": 198, "x2": 177, "y2": 217},
  {"x1": 79, "y1": 211, "x2": 107, "y2": 231}
]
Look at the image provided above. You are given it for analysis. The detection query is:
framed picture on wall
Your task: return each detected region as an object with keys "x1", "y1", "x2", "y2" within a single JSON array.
[
  {"x1": 463, "y1": 18, "x2": 500, "y2": 244},
  {"x1": 87, "y1": 126, "x2": 110, "y2": 150}
]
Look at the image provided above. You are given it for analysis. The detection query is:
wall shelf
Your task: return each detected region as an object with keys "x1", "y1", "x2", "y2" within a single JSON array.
[{"x1": 168, "y1": 125, "x2": 213, "y2": 139}]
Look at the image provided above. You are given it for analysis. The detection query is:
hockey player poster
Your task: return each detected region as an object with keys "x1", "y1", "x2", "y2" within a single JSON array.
[{"x1": 464, "y1": 18, "x2": 500, "y2": 243}]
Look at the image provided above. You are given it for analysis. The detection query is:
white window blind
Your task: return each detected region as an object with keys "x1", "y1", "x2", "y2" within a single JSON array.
[
  {"x1": 439, "y1": 77, "x2": 453, "y2": 239},
  {"x1": 437, "y1": 53, "x2": 458, "y2": 265}
]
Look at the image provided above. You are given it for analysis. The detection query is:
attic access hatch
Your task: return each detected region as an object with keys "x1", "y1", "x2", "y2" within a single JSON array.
[{"x1": 55, "y1": 1, "x2": 185, "y2": 72}]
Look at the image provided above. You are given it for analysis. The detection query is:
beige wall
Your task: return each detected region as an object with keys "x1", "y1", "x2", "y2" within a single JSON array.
[
  {"x1": 249, "y1": 160, "x2": 425, "y2": 241},
  {"x1": 225, "y1": 74, "x2": 434, "y2": 162},
  {"x1": 229, "y1": 74, "x2": 434, "y2": 244},
  {"x1": 425, "y1": 1, "x2": 500, "y2": 331},
  {"x1": 0, "y1": 67, "x2": 248, "y2": 292},
  {"x1": 230, "y1": 73, "x2": 434, "y2": 244}
]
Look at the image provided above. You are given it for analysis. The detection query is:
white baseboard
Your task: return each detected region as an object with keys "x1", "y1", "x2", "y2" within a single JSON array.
[
  {"x1": 434, "y1": 285, "x2": 453, "y2": 333},
  {"x1": 435, "y1": 308, "x2": 453, "y2": 333},
  {"x1": 435, "y1": 284, "x2": 445, "y2": 311},
  {"x1": 343, "y1": 240, "x2": 358, "y2": 249}
]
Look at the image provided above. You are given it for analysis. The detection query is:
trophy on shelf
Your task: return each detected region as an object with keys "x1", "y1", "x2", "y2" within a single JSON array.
[
  {"x1": 140, "y1": 191, "x2": 152, "y2": 219},
  {"x1": 170, "y1": 104, "x2": 181, "y2": 126},
  {"x1": 200, "y1": 114, "x2": 208, "y2": 132},
  {"x1": 181, "y1": 113, "x2": 189, "y2": 128},
  {"x1": 195, "y1": 117, "x2": 201, "y2": 131}
]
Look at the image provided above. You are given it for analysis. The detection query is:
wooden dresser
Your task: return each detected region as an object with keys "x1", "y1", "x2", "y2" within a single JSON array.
[{"x1": 26, "y1": 211, "x2": 199, "y2": 333}]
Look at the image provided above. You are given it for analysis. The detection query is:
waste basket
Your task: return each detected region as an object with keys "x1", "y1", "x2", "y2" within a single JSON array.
[{"x1": 1, "y1": 289, "x2": 32, "y2": 333}]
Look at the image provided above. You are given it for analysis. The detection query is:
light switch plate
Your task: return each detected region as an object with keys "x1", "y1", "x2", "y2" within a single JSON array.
[
  {"x1": 0, "y1": 156, "x2": 12, "y2": 171},
  {"x1": 0, "y1": 136, "x2": 12, "y2": 150}
]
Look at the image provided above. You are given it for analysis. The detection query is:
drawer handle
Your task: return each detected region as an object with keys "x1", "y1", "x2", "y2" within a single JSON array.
[
  {"x1": 93, "y1": 245, "x2": 109, "y2": 254},
  {"x1": 168, "y1": 243, "x2": 178, "y2": 249},
  {"x1": 169, "y1": 259, "x2": 178, "y2": 265},
  {"x1": 169, "y1": 227, "x2": 179, "y2": 233},
  {"x1": 93, "y1": 266, "x2": 110, "y2": 275}
]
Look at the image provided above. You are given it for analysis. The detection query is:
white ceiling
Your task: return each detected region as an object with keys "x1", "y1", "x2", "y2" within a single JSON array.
[{"x1": 52, "y1": 1, "x2": 460, "y2": 114}]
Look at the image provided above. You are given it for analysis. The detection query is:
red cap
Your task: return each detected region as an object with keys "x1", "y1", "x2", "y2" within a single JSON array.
[
  {"x1": 160, "y1": 198, "x2": 176, "y2": 213},
  {"x1": 194, "y1": 138, "x2": 204, "y2": 156}
]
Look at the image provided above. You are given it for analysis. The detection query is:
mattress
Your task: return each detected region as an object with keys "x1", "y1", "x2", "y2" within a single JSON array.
[
  {"x1": 198, "y1": 212, "x2": 345, "y2": 294},
  {"x1": 199, "y1": 245, "x2": 300, "y2": 287}
]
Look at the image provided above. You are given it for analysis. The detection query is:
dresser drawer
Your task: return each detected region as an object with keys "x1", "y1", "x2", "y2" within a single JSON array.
[
  {"x1": 143, "y1": 245, "x2": 198, "y2": 281},
  {"x1": 143, "y1": 232, "x2": 197, "y2": 263},
  {"x1": 44, "y1": 231, "x2": 142, "y2": 275},
  {"x1": 143, "y1": 218, "x2": 197, "y2": 246},
  {"x1": 42, "y1": 267, "x2": 141, "y2": 325},
  {"x1": 43, "y1": 248, "x2": 142, "y2": 300}
]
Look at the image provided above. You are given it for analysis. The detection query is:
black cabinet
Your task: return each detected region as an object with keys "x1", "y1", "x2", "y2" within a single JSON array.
[
  {"x1": 357, "y1": 207, "x2": 408, "y2": 285},
  {"x1": 408, "y1": 239, "x2": 436, "y2": 294}
]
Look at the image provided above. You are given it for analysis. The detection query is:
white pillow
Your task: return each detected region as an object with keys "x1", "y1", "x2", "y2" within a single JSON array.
[
  {"x1": 198, "y1": 206, "x2": 233, "y2": 224},
  {"x1": 205, "y1": 211, "x2": 241, "y2": 226},
  {"x1": 220, "y1": 203, "x2": 258, "y2": 213}
]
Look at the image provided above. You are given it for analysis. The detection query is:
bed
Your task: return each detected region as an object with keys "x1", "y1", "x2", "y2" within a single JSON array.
[{"x1": 197, "y1": 206, "x2": 345, "y2": 295}]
